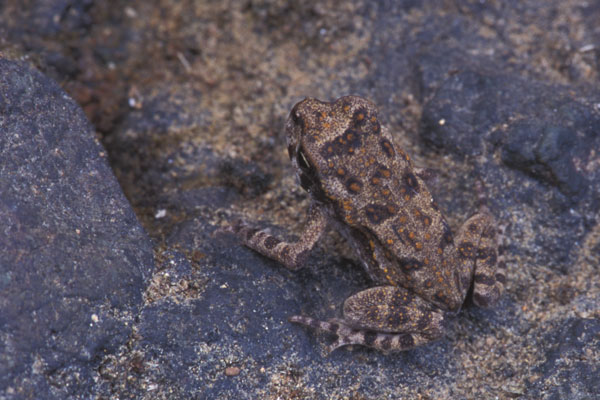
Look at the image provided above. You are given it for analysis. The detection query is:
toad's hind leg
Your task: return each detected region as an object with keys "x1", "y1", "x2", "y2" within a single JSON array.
[
  {"x1": 290, "y1": 286, "x2": 446, "y2": 352},
  {"x1": 454, "y1": 208, "x2": 506, "y2": 308}
]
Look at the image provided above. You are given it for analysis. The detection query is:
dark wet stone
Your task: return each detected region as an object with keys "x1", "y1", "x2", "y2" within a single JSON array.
[
  {"x1": 501, "y1": 121, "x2": 591, "y2": 199},
  {"x1": 0, "y1": 59, "x2": 154, "y2": 398},
  {"x1": 421, "y1": 70, "x2": 511, "y2": 158}
]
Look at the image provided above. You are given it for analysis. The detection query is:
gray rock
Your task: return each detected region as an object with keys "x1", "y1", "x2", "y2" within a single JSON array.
[{"x1": 0, "y1": 59, "x2": 154, "y2": 399}]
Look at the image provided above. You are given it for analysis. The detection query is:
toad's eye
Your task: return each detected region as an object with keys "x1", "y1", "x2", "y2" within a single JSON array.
[
  {"x1": 290, "y1": 106, "x2": 304, "y2": 127},
  {"x1": 291, "y1": 110, "x2": 301, "y2": 124}
]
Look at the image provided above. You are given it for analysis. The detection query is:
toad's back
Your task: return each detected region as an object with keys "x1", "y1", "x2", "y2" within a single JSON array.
[{"x1": 286, "y1": 96, "x2": 464, "y2": 310}]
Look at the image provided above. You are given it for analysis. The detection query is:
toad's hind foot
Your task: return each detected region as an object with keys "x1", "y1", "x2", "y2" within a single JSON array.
[{"x1": 289, "y1": 315, "x2": 441, "y2": 353}]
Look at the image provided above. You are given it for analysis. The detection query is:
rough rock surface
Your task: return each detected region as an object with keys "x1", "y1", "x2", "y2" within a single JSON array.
[
  {"x1": 1, "y1": 1, "x2": 599, "y2": 399},
  {"x1": 0, "y1": 59, "x2": 154, "y2": 398}
]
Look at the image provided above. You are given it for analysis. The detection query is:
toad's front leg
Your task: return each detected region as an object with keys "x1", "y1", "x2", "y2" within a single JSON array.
[
  {"x1": 290, "y1": 286, "x2": 446, "y2": 352},
  {"x1": 232, "y1": 204, "x2": 328, "y2": 270}
]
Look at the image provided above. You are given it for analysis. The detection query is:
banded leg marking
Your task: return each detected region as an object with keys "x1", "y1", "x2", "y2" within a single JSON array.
[
  {"x1": 232, "y1": 204, "x2": 328, "y2": 270},
  {"x1": 289, "y1": 314, "x2": 444, "y2": 353}
]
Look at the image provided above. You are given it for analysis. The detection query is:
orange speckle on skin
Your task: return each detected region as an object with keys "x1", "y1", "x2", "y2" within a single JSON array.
[
  {"x1": 415, "y1": 242, "x2": 423, "y2": 250},
  {"x1": 372, "y1": 177, "x2": 381, "y2": 185},
  {"x1": 408, "y1": 231, "x2": 416, "y2": 239},
  {"x1": 382, "y1": 189, "x2": 391, "y2": 196},
  {"x1": 357, "y1": 113, "x2": 364, "y2": 121},
  {"x1": 399, "y1": 216, "x2": 407, "y2": 223},
  {"x1": 343, "y1": 105, "x2": 351, "y2": 112},
  {"x1": 337, "y1": 168, "x2": 345, "y2": 176},
  {"x1": 437, "y1": 248, "x2": 443, "y2": 254},
  {"x1": 413, "y1": 209, "x2": 421, "y2": 216},
  {"x1": 404, "y1": 194, "x2": 411, "y2": 201},
  {"x1": 424, "y1": 233, "x2": 432, "y2": 240},
  {"x1": 369, "y1": 240, "x2": 375, "y2": 249},
  {"x1": 370, "y1": 116, "x2": 377, "y2": 123},
  {"x1": 321, "y1": 112, "x2": 327, "y2": 119},
  {"x1": 350, "y1": 182, "x2": 361, "y2": 192},
  {"x1": 387, "y1": 238, "x2": 393, "y2": 245},
  {"x1": 323, "y1": 122, "x2": 330, "y2": 129},
  {"x1": 328, "y1": 161, "x2": 334, "y2": 168}
]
